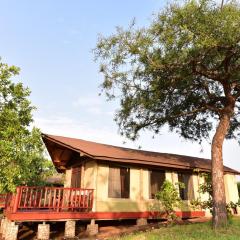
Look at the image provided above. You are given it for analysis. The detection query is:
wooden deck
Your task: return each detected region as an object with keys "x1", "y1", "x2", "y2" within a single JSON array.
[
  {"x1": 1, "y1": 186, "x2": 205, "y2": 222},
  {"x1": 3, "y1": 186, "x2": 94, "y2": 221}
]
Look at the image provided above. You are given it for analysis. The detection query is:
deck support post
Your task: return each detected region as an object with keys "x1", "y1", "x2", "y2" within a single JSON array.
[
  {"x1": 64, "y1": 220, "x2": 76, "y2": 238},
  {"x1": 5, "y1": 221, "x2": 19, "y2": 240},
  {"x1": 2, "y1": 218, "x2": 10, "y2": 239},
  {"x1": 0, "y1": 217, "x2": 4, "y2": 234},
  {"x1": 136, "y1": 218, "x2": 148, "y2": 226},
  {"x1": 37, "y1": 222, "x2": 50, "y2": 240},
  {"x1": 86, "y1": 219, "x2": 98, "y2": 236},
  {"x1": 13, "y1": 187, "x2": 21, "y2": 213}
]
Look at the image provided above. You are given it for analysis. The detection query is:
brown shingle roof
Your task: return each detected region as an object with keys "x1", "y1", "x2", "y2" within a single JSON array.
[{"x1": 42, "y1": 133, "x2": 239, "y2": 174}]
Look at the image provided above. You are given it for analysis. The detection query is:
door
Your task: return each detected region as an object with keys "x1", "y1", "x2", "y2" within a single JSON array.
[{"x1": 71, "y1": 167, "x2": 81, "y2": 188}]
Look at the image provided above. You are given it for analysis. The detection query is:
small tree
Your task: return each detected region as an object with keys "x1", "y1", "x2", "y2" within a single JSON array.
[
  {"x1": 0, "y1": 59, "x2": 55, "y2": 192},
  {"x1": 191, "y1": 172, "x2": 213, "y2": 213},
  {"x1": 153, "y1": 180, "x2": 183, "y2": 222},
  {"x1": 95, "y1": 0, "x2": 240, "y2": 228},
  {"x1": 191, "y1": 172, "x2": 240, "y2": 218}
]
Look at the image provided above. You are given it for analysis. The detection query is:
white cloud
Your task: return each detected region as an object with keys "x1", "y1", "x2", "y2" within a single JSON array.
[{"x1": 34, "y1": 115, "x2": 123, "y2": 146}]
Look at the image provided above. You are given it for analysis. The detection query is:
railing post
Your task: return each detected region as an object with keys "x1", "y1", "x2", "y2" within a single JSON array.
[
  {"x1": 5, "y1": 186, "x2": 94, "y2": 213},
  {"x1": 13, "y1": 187, "x2": 21, "y2": 213}
]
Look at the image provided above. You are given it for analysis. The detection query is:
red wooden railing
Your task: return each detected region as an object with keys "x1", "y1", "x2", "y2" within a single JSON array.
[
  {"x1": 4, "y1": 186, "x2": 94, "y2": 213},
  {"x1": 0, "y1": 194, "x2": 7, "y2": 208}
]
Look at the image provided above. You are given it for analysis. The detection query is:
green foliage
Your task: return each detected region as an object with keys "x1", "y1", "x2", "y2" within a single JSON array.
[
  {"x1": 95, "y1": 0, "x2": 240, "y2": 227},
  {"x1": 237, "y1": 182, "x2": 240, "y2": 196},
  {"x1": 95, "y1": 0, "x2": 240, "y2": 142},
  {"x1": 191, "y1": 172, "x2": 240, "y2": 218},
  {"x1": 153, "y1": 180, "x2": 183, "y2": 221},
  {"x1": 0, "y1": 59, "x2": 55, "y2": 193},
  {"x1": 191, "y1": 172, "x2": 213, "y2": 212}
]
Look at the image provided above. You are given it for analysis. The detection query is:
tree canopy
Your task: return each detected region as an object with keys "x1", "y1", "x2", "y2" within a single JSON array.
[
  {"x1": 0, "y1": 59, "x2": 55, "y2": 193},
  {"x1": 95, "y1": 0, "x2": 240, "y2": 228},
  {"x1": 95, "y1": 0, "x2": 240, "y2": 142}
]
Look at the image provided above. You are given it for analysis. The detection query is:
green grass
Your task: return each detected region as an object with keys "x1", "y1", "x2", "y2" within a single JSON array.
[{"x1": 113, "y1": 217, "x2": 240, "y2": 240}]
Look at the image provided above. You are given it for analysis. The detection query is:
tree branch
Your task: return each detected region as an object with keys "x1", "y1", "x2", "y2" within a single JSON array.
[{"x1": 221, "y1": 0, "x2": 224, "y2": 10}]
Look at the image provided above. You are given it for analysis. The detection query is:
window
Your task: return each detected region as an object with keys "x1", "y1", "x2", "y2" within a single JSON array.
[
  {"x1": 108, "y1": 166, "x2": 130, "y2": 198},
  {"x1": 149, "y1": 170, "x2": 165, "y2": 199},
  {"x1": 71, "y1": 167, "x2": 81, "y2": 188},
  {"x1": 178, "y1": 173, "x2": 194, "y2": 200}
]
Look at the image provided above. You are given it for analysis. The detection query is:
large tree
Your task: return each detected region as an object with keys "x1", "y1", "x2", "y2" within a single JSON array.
[
  {"x1": 0, "y1": 59, "x2": 55, "y2": 193},
  {"x1": 95, "y1": 0, "x2": 240, "y2": 228}
]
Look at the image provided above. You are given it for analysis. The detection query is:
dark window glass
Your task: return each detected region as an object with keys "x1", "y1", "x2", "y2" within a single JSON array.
[
  {"x1": 149, "y1": 170, "x2": 165, "y2": 199},
  {"x1": 108, "y1": 166, "x2": 130, "y2": 198},
  {"x1": 178, "y1": 173, "x2": 194, "y2": 200},
  {"x1": 71, "y1": 167, "x2": 81, "y2": 188}
]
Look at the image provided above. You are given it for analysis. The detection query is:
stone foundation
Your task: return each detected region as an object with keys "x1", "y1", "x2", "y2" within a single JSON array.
[
  {"x1": 5, "y1": 222, "x2": 19, "y2": 240},
  {"x1": 0, "y1": 217, "x2": 4, "y2": 234},
  {"x1": 37, "y1": 223, "x2": 50, "y2": 240},
  {"x1": 65, "y1": 220, "x2": 76, "y2": 238},
  {"x1": 136, "y1": 218, "x2": 148, "y2": 226},
  {"x1": 86, "y1": 220, "x2": 98, "y2": 236},
  {"x1": 2, "y1": 218, "x2": 9, "y2": 239}
]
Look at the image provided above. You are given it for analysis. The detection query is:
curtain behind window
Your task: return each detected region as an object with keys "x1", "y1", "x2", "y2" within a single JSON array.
[
  {"x1": 149, "y1": 170, "x2": 165, "y2": 199},
  {"x1": 108, "y1": 166, "x2": 130, "y2": 198},
  {"x1": 108, "y1": 167, "x2": 121, "y2": 198},
  {"x1": 178, "y1": 173, "x2": 194, "y2": 200}
]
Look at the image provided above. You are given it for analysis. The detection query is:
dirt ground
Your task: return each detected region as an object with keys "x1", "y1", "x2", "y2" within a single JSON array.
[{"x1": 0, "y1": 217, "x2": 210, "y2": 240}]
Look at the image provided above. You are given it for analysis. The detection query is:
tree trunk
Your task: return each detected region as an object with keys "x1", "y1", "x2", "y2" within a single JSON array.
[{"x1": 211, "y1": 113, "x2": 230, "y2": 228}]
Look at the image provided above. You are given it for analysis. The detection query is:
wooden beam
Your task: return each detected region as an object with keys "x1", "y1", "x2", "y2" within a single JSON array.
[
  {"x1": 5, "y1": 211, "x2": 205, "y2": 222},
  {"x1": 52, "y1": 148, "x2": 64, "y2": 163},
  {"x1": 60, "y1": 149, "x2": 73, "y2": 162}
]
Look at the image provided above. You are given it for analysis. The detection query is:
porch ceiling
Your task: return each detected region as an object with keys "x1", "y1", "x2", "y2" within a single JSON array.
[{"x1": 43, "y1": 137, "x2": 80, "y2": 172}]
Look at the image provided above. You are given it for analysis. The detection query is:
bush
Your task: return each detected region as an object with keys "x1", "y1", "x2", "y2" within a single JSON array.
[
  {"x1": 154, "y1": 180, "x2": 183, "y2": 222},
  {"x1": 191, "y1": 172, "x2": 240, "y2": 218}
]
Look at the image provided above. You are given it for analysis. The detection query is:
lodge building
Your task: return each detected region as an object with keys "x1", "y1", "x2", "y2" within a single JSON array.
[{"x1": 0, "y1": 133, "x2": 239, "y2": 240}]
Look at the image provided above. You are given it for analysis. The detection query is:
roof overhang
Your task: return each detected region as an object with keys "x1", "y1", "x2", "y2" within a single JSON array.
[{"x1": 42, "y1": 133, "x2": 240, "y2": 175}]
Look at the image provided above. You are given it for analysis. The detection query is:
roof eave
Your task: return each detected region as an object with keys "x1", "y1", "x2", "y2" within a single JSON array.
[{"x1": 41, "y1": 133, "x2": 240, "y2": 175}]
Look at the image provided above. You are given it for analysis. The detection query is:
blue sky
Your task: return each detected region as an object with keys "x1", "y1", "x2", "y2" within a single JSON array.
[{"x1": 0, "y1": 0, "x2": 239, "y2": 174}]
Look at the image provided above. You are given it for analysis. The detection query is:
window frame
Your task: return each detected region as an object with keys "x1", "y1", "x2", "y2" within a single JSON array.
[
  {"x1": 108, "y1": 165, "x2": 130, "y2": 199},
  {"x1": 149, "y1": 169, "x2": 166, "y2": 199},
  {"x1": 177, "y1": 172, "x2": 195, "y2": 201}
]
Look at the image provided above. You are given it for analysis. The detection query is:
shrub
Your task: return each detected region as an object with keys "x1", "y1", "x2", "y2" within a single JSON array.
[
  {"x1": 191, "y1": 171, "x2": 240, "y2": 218},
  {"x1": 154, "y1": 180, "x2": 184, "y2": 222}
]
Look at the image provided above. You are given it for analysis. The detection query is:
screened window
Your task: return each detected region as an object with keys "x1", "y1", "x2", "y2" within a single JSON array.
[
  {"x1": 178, "y1": 173, "x2": 194, "y2": 200},
  {"x1": 71, "y1": 167, "x2": 81, "y2": 188},
  {"x1": 108, "y1": 166, "x2": 130, "y2": 198},
  {"x1": 149, "y1": 170, "x2": 165, "y2": 199}
]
